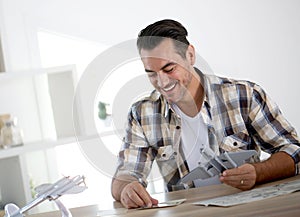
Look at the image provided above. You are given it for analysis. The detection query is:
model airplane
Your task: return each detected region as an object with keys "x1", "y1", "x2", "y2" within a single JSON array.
[
  {"x1": 178, "y1": 150, "x2": 257, "y2": 186},
  {"x1": 4, "y1": 175, "x2": 87, "y2": 217}
]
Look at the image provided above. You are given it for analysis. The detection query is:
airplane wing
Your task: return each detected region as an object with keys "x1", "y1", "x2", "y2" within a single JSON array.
[
  {"x1": 220, "y1": 150, "x2": 257, "y2": 166},
  {"x1": 34, "y1": 176, "x2": 71, "y2": 196},
  {"x1": 35, "y1": 183, "x2": 51, "y2": 194},
  {"x1": 35, "y1": 183, "x2": 87, "y2": 196},
  {"x1": 62, "y1": 185, "x2": 87, "y2": 194},
  {"x1": 180, "y1": 165, "x2": 212, "y2": 184}
]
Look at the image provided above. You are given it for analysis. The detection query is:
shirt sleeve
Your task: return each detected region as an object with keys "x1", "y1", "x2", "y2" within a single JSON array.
[
  {"x1": 249, "y1": 84, "x2": 300, "y2": 174},
  {"x1": 113, "y1": 103, "x2": 154, "y2": 186}
]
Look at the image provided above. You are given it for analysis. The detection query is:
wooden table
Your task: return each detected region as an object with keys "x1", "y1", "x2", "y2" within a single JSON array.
[{"x1": 28, "y1": 175, "x2": 300, "y2": 217}]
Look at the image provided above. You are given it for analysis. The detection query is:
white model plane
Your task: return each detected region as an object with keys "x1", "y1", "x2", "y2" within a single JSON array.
[{"x1": 4, "y1": 175, "x2": 87, "y2": 217}]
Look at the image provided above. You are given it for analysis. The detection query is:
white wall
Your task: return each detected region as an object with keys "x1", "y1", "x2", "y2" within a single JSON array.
[{"x1": 0, "y1": 0, "x2": 299, "y2": 131}]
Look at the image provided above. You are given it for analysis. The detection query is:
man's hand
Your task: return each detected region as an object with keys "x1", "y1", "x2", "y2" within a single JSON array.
[
  {"x1": 120, "y1": 181, "x2": 158, "y2": 208},
  {"x1": 220, "y1": 152, "x2": 295, "y2": 190},
  {"x1": 220, "y1": 164, "x2": 256, "y2": 190}
]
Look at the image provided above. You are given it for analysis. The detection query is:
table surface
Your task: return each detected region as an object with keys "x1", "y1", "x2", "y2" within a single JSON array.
[{"x1": 27, "y1": 175, "x2": 300, "y2": 217}]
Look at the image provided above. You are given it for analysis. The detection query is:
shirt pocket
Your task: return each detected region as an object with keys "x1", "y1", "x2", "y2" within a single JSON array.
[
  {"x1": 220, "y1": 132, "x2": 251, "y2": 152},
  {"x1": 155, "y1": 145, "x2": 178, "y2": 180},
  {"x1": 156, "y1": 145, "x2": 176, "y2": 162}
]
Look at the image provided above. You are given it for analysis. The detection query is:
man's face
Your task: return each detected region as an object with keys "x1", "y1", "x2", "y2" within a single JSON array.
[{"x1": 140, "y1": 38, "x2": 195, "y2": 104}]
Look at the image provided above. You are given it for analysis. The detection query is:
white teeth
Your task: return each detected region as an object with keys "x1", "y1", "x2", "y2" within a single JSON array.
[{"x1": 163, "y1": 82, "x2": 177, "y2": 91}]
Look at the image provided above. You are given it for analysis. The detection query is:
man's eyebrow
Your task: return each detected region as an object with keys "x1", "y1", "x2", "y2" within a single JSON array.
[
  {"x1": 144, "y1": 62, "x2": 176, "y2": 73},
  {"x1": 145, "y1": 68, "x2": 154, "y2": 73}
]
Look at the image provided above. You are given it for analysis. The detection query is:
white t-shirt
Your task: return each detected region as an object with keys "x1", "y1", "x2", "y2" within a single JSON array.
[{"x1": 172, "y1": 104, "x2": 209, "y2": 171}]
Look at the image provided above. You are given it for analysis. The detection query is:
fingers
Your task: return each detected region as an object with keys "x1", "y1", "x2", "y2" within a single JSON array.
[
  {"x1": 120, "y1": 181, "x2": 157, "y2": 208},
  {"x1": 220, "y1": 164, "x2": 256, "y2": 190},
  {"x1": 151, "y1": 197, "x2": 159, "y2": 205}
]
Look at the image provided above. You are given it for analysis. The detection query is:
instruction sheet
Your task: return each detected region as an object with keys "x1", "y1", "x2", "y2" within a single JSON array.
[{"x1": 194, "y1": 179, "x2": 300, "y2": 207}]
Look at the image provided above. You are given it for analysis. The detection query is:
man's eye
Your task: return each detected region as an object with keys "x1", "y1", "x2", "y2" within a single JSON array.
[{"x1": 164, "y1": 67, "x2": 175, "y2": 73}]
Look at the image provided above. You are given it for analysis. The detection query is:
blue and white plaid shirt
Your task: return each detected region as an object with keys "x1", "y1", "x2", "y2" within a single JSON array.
[{"x1": 114, "y1": 68, "x2": 300, "y2": 191}]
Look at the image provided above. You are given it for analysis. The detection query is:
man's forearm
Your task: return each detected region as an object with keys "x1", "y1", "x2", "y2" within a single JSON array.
[
  {"x1": 111, "y1": 175, "x2": 138, "y2": 201},
  {"x1": 253, "y1": 151, "x2": 295, "y2": 184}
]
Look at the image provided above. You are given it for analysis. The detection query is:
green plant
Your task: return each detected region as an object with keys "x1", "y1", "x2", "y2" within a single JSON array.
[{"x1": 98, "y1": 101, "x2": 108, "y2": 120}]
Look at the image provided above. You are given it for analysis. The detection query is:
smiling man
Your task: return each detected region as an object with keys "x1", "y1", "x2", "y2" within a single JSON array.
[
  {"x1": 142, "y1": 38, "x2": 202, "y2": 117},
  {"x1": 111, "y1": 19, "x2": 300, "y2": 209}
]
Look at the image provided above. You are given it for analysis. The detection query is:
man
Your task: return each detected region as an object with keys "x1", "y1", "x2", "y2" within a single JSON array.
[{"x1": 111, "y1": 19, "x2": 300, "y2": 208}]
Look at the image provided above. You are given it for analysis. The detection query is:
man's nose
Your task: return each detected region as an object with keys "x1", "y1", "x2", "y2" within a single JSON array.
[{"x1": 157, "y1": 72, "x2": 170, "y2": 87}]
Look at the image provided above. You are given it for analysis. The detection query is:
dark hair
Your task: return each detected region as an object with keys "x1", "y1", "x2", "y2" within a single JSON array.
[{"x1": 137, "y1": 19, "x2": 190, "y2": 58}]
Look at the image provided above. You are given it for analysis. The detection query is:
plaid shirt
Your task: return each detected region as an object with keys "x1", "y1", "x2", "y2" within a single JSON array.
[{"x1": 114, "y1": 68, "x2": 300, "y2": 191}]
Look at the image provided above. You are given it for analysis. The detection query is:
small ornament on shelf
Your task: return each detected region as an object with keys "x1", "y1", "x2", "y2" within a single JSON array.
[{"x1": 0, "y1": 116, "x2": 23, "y2": 149}]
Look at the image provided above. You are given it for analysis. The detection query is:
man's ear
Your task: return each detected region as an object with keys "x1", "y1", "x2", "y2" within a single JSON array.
[{"x1": 186, "y1": 45, "x2": 195, "y2": 65}]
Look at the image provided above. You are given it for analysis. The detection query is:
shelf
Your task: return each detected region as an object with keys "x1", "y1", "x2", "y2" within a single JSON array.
[
  {"x1": 0, "y1": 129, "x2": 118, "y2": 160},
  {"x1": 0, "y1": 65, "x2": 76, "y2": 81},
  {"x1": 0, "y1": 137, "x2": 77, "y2": 160}
]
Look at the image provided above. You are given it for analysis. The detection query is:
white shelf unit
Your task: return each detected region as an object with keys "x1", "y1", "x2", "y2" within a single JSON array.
[{"x1": 0, "y1": 65, "x2": 80, "y2": 208}]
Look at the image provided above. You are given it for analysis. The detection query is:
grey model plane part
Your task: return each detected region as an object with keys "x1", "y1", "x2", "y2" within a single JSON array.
[{"x1": 179, "y1": 150, "x2": 257, "y2": 185}]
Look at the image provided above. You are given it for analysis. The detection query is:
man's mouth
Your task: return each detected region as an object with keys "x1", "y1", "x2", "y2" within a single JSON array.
[{"x1": 162, "y1": 82, "x2": 177, "y2": 92}]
